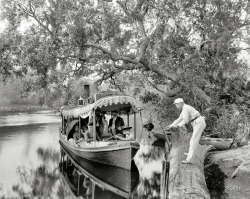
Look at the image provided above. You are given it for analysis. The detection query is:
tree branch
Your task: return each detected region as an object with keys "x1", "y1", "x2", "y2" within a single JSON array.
[
  {"x1": 14, "y1": 1, "x2": 54, "y2": 36},
  {"x1": 141, "y1": 74, "x2": 182, "y2": 97},
  {"x1": 136, "y1": 19, "x2": 150, "y2": 62},
  {"x1": 83, "y1": 43, "x2": 139, "y2": 64}
]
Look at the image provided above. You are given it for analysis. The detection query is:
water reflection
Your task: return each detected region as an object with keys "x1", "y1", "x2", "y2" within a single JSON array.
[
  {"x1": 10, "y1": 147, "x2": 60, "y2": 198},
  {"x1": 0, "y1": 112, "x2": 61, "y2": 198},
  {"x1": 59, "y1": 140, "x2": 165, "y2": 199},
  {"x1": 133, "y1": 142, "x2": 164, "y2": 198},
  {"x1": 0, "y1": 112, "x2": 165, "y2": 198},
  {"x1": 59, "y1": 144, "x2": 140, "y2": 199}
]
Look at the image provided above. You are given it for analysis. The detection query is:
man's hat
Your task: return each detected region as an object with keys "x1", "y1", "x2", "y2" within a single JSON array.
[{"x1": 173, "y1": 98, "x2": 184, "y2": 104}]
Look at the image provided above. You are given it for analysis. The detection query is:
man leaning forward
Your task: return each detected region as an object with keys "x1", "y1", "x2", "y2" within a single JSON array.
[{"x1": 166, "y1": 98, "x2": 206, "y2": 164}]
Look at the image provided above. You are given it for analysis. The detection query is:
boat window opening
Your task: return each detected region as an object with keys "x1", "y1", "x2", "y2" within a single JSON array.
[
  {"x1": 78, "y1": 96, "x2": 84, "y2": 106},
  {"x1": 87, "y1": 96, "x2": 94, "y2": 104}
]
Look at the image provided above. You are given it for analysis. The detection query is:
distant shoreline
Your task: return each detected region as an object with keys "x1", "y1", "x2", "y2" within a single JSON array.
[{"x1": 0, "y1": 105, "x2": 54, "y2": 113}]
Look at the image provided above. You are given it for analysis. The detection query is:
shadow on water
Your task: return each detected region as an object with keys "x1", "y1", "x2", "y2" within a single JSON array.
[
  {"x1": 204, "y1": 159, "x2": 228, "y2": 199},
  {"x1": 4, "y1": 140, "x2": 164, "y2": 199},
  {"x1": 131, "y1": 140, "x2": 165, "y2": 199},
  {"x1": 59, "y1": 143, "x2": 140, "y2": 199},
  {"x1": 58, "y1": 138, "x2": 165, "y2": 199},
  {"x1": 0, "y1": 112, "x2": 167, "y2": 198},
  {"x1": 11, "y1": 147, "x2": 60, "y2": 198}
]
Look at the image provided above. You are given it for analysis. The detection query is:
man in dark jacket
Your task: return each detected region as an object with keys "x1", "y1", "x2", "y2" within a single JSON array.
[{"x1": 108, "y1": 110, "x2": 125, "y2": 135}]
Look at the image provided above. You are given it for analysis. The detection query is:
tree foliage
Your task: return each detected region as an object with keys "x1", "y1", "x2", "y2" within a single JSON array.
[{"x1": 1, "y1": 0, "x2": 250, "y2": 136}]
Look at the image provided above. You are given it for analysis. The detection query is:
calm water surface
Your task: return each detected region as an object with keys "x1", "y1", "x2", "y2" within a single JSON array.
[{"x1": 0, "y1": 111, "x2": 165, "y2": 198}]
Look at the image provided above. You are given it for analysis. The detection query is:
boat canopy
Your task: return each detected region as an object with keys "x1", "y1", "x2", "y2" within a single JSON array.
[{"x1": 62, "y1": 95, "x2": 137, "y2": 119}]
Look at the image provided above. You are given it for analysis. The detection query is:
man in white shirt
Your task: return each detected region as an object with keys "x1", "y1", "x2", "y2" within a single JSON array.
[{"x1": 166, "y1": 98, "x2": 206, "y2": 164}]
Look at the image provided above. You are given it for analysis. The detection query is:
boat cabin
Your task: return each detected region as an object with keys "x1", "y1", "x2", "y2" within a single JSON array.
[{"x1": 60, "y1": 91, "x2": 139, "y2": 142}]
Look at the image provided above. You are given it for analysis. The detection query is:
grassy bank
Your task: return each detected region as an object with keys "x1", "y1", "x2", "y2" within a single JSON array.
[{"x1": 0, "y1": 105, "x2": 52, "y2": 113}]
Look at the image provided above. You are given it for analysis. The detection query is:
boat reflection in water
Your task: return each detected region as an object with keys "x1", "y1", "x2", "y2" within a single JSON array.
[{"x1": 59, "y1": 142, "x2": 140, "y2": 199}]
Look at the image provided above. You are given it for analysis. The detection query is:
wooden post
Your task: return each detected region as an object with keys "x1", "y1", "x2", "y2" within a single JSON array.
[
  {"x1": 60, "y1": 147, "x2": 63, "y2": 171},
  {"x1": 134, "y1": 112, "x2": 136, "y2": 140},
  {"x1": 62, "y1": 116, "x2": 64, "y2": 133},
  {"x1": 127, "y1": 112, "x2": 129, "y2": 126},
  {"x1": 62, "y1": 150, "x2": 64, "y2": 173},
  {"x1": 66, "y1": 156, "x2": 68, "y2": 170},
  {"x1": 77, "y1": 173, "x2": 80, "y2": 196},
  {"x1": 93, "y1": 110, "x2": 96, "y2": 141},
  {"x1": 161, "y1": 160, "x2": 170, "y2": 198},
  {"x1": 79, "y1": 115, "x2": 81, "y2": 138},
  {"x1": 92, "y1": 181, "x2": 96, "y2": 199},
  {"x1": 167, "y1": 127, "x2": 214, "y2": 199}
]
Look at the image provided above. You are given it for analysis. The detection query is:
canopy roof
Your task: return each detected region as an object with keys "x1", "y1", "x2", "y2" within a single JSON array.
[{"x1": 62, "y1": 95, "x2": 137, "y2": 118}]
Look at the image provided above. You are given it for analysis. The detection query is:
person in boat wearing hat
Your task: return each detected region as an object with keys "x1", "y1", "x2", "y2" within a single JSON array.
[
  {"x1": 166, "y1": 98, "x2": 206, "y2": 164},
  {"x1": 108, "y1": 110, "x2": 125, "y2": 135}
]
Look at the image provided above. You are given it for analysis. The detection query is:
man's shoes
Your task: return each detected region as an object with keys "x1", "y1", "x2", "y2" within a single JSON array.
[
  {"x1": 181, "y1": 160, "x2": 192, "y2": 164},
  {"x1": 184, "y1": 153, "x2": 188, "y2": 156}
]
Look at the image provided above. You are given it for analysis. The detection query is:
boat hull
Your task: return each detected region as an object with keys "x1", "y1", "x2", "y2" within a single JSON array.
[
  {"x1": 153, "y1": 133, "x2": 233, "y2": 150},
  {"x1": 199, "y1": 137, "x2": 233, "y2": 150},
  {"x1": 60, "y1": 143, "x2": 140, "y2": 198},
  {"x1": 59, "y1": 135, "x2": 140, "y2": 170}
]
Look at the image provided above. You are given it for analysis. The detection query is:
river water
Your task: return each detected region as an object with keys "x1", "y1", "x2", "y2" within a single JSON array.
[{"x1": 0, "y1": 111, "x2": 165, "y2": 198}]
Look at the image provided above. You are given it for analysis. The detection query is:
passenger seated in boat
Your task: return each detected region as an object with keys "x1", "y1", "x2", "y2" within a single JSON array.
[
  {"x1": 108, "y1": 110, "x2": 125, "y2": 135},
  {"x1": 100, "y1": 115, "x2": 111, "y2": 138},
  {"x1": 72, "y1": 125, "x2": 84, "y2": 144},
  {"x1": 114, "y1": 129, "x2": 134, "y2": 140},
  {"x1": 95, "y1": 111, "x2": 103, "y2": 139},
  {"x1": 84, "y1": 122, "x2": 101, "y2": 142}
]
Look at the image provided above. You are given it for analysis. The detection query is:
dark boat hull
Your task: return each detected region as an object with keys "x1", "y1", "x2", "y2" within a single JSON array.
[
  {"x1": 60, "y1": 143, "x2": 140, "y2": 198},
  {"x1": 59, "y1": 135, "x2": 140, "y2": 170}
]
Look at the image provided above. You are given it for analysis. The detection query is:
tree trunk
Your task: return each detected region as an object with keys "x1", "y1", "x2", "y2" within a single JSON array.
[{"x1": 167, "y1": 127, "x2": 214, "y2": 199}]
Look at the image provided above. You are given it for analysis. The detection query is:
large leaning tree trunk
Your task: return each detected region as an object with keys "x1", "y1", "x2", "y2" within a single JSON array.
[{"x1": 165, "y1": 127, "x2": 214, "y2": 199}]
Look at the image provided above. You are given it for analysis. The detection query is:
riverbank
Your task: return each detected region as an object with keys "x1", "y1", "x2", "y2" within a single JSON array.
[
  {"x1": 206, "y1": 144, "x2": 250, "y2": 199},
  {"x1": 0, "y1": 105, "x2": 53, "y2": 114}
]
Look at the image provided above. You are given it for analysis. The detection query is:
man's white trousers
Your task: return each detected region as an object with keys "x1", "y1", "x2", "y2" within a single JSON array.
[{"x1": 186, "y1": 117, "x2": 206, "y2": 162}]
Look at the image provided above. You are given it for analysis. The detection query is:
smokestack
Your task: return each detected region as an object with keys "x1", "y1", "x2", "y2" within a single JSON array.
[{"x1": 84, "y1": 85, "x2": 90, "y2": 100}]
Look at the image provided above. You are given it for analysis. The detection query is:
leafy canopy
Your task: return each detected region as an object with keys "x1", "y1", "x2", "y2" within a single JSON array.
[{"x1": 0, "y1": 0, "x2": 250, "y2": 111}]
